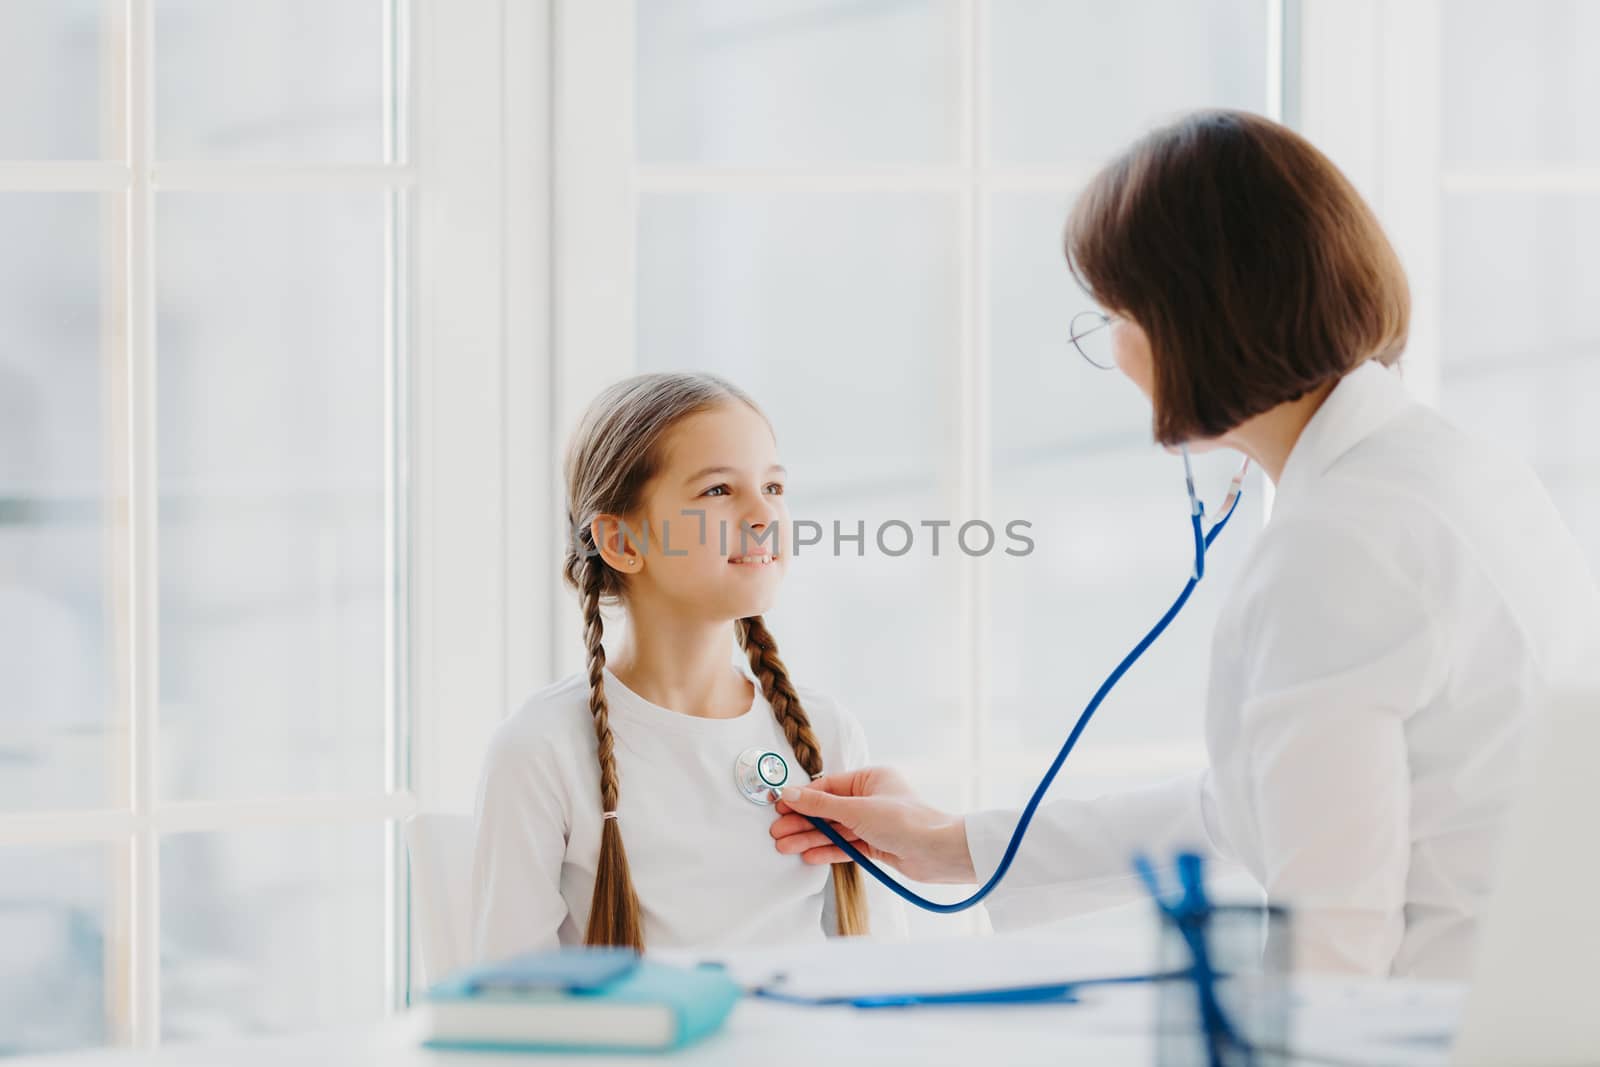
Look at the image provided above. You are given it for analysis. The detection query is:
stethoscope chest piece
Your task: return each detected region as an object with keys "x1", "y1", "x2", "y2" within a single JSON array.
[{"x1": 735, "y1": 747, "x2": 789, "y2": 805}]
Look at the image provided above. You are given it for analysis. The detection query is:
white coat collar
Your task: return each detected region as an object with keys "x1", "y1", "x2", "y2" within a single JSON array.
[{"x1": 1271, "y1": 360, "x2": 1418, "y2": 515}]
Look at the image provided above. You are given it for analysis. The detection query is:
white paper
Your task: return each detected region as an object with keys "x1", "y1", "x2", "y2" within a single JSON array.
[
  {"x1": 653, "y1": 927, "x2": 1159, "y2": 1001},
  {"x1": 1287, "y1": 977, "x2": 1463, "y2": 1065},
  {"x1": 654, "y1": 934, "x2": 1465, "y2": 1066}
]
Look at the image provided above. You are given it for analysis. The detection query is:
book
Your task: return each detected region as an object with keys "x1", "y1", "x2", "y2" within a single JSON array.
[{"x1": 419, "y1": 948, "x2": 741, "y2": 1054}]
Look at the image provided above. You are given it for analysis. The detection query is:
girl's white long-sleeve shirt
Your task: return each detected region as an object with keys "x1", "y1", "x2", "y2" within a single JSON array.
[{"x1": 470, "y1": 664, "x2": 907, "y2": 963}]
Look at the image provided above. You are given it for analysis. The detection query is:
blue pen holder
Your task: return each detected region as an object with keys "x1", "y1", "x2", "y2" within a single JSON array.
[{"x1": 1154, "y1": 900, "x2": 1293, "y2": 1067}]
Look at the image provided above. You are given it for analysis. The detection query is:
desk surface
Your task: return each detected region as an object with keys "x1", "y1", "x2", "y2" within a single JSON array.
[
  {"x1": 15, "y1": 980, "x2": 1459, "y2": 1067},
  {"x1": 13, "y1": 928, "x2": 1462, "y2": 1066},
  {"x1": 14, "y1": 990, "x2": 1157, "y2": 1067}
]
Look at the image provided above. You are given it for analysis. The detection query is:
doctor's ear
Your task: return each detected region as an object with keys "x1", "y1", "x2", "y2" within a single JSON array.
[{"x1": 590, "y1": 515, "x2": 648, "y2": 574}]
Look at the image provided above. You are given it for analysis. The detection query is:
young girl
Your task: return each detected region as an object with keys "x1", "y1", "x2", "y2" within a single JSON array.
[{"x1": 470, "y1": 372, "x2": 904, "y2": 956}]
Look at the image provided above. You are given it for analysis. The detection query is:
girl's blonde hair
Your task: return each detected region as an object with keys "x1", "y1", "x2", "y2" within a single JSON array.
[{"x1": 562, "y1": 371, "x2": 869, "y2": 949}]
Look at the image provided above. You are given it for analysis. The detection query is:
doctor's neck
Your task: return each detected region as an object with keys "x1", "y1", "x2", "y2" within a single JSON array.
[
  {"x1": 1216, "y1": 379, "x2": 1337, "y2": 485},
  {"x1": 606, "y1": 598, "x2": 752, "y2": 719}
]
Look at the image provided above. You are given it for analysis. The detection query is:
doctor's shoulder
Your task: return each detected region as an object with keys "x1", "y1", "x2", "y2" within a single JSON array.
[{"x1": 1217, "y1": 491, "x2": 1441, "y2": 652}]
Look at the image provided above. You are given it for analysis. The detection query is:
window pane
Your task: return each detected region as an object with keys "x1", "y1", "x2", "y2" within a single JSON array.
[
  {"x1": 0, "y1": 193, "x2": 117, "y2": 812},
  {"x1": 1442, "y1": 1, "x2": 1600, "y2": 167},
  {"x1": 635, "y1": 191, "x2": 964, "y2": 761},
  {"x1": 154, "y1": 0, "x2": 388, "y2": 162},
  {"x1": 0, "y1": 844, "x2": 109, "y2": 1055},
  {"x1": 638, "y1": 192, "x2": 959, "y2": 496},
  {"x1": 1440, "y1": 191, "x2": 1600, "y2": 571},
  {"x1": 161, "y1": 823, "x2": 387, "y2": 1040},
  {"x1": 767, "y1": 493, "x2": 967, "y2": 762},
  {"x1": 636, "y1": 0, "x2": 961, "y2": 166},
  {"x1": 156, "y1": 192, "x2": 388, "y2": 803},
  {"x1": 988, "y1": 191, "x2": 1150, "y2": 452},
  {"x1": 991, "y1": 449, "x2": 1261, "y2": 757},
  {"x1": 987, "y1": 0, "x2": 1267, "y2": 165},
  {"x1": 0, "y1": 0, "x2": 113, "y2": 160},
  {"x1": 1440, "y1": 193, "x2": 1600, "y2": 369},
  {"x1": 988, "y1": 191, "x2": 1263, "y2": 758}
]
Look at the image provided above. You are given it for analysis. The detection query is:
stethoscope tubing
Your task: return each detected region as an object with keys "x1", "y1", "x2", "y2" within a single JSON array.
[{"x1": 794, "y1": 460, "x2": 1246, "y2": 914}]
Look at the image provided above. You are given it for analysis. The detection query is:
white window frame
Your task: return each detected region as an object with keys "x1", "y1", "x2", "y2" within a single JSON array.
[
  {"x1": 407, "y1": 0, "x2": 557, "y2": 998},
  {"x1": 550, "y1": 0, "x2": 1292, "y2": 840},
  {"x1": 0, "y1": 0, "x2": 555, "y2": 1046},
  {"x1": 1293, "y1": 0, "x2": 1443, "y2": 407}
]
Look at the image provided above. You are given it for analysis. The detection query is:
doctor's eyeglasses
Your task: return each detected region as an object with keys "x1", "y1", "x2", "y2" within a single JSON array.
[{"x1": 1070, "y1": 310, "x2": 1119, "y2": 370}]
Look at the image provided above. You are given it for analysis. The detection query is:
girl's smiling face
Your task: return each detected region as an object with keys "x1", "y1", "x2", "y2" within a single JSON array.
[{"x1": 596, "y1": 401, "x2": 790, "y2": 623}]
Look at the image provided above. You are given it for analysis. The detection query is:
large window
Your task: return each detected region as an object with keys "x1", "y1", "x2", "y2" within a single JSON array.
[
  {"x1": 0, "y1": 1, "x2": 411, "y2": 1053},
  {"x1": 1295, "y1": 0, "x2": 1598, "y2": 571},
  {"x1": 556, "y1": 0, "x2": 1281, "y2": 932},
  {"x1": 1437, "y1": 0, "x2": 1600, "y2": 567}
]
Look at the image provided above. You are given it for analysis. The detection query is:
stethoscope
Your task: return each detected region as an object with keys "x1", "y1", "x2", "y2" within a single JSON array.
[
  {"x1": 735, "y1": 747, "x2": 790, "y2": 803},
  {"x1": 734, "y1": 448, "x2": 1251, "y2": 917}
]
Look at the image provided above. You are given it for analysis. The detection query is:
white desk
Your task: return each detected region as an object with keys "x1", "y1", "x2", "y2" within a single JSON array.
[
  {"x1": 13, "y1": 981, "x2": 1462, "y2": 1067},
  {"x1": 13, "y1": 927, "x2": 1462, "y2": 1067},
  {"x1": 14, "y1": 993, "x2": 1154, "y2": 1067}
]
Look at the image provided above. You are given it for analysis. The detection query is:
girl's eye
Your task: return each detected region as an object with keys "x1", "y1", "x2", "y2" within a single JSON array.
[
  {"x1": 703, "y1": 484, "x2": 729, "y2": 497},
  {"x1": 764, "y1": 483, "x2": 785, "y2": 495}
]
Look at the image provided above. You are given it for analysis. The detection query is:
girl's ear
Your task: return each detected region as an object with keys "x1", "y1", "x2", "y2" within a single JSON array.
[{"x1": 590, "y1": 514, "x2": 647, "y2": 574}]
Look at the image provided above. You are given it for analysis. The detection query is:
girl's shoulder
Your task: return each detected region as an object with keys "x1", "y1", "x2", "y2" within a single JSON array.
[
  {"x1": 488, "y1": 671, "x2": 600, "y2": 764},
  {"x1": 788, "y1": 681, "x2": 850, "y2": 728},
  {"x1": 785, "y1": 682, "x2": 870, "y2": 765},
  {"x1": 489, "y1": 670, "x2": 870, "y2": 765}
]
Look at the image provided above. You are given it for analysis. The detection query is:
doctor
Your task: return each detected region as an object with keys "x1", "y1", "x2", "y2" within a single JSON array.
[{"x1": 769, "y1": 110, "x2": 1600, "y2": 980}]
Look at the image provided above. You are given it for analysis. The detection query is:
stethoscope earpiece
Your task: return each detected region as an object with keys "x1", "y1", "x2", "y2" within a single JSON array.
[{"x1": 735, "y1": 747, "x2": 789, "y2": 806}]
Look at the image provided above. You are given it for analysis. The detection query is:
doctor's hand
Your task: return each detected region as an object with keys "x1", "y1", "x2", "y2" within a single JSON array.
[{"x1": 769, "y1": 766, "x2": 977, "y2": 885}]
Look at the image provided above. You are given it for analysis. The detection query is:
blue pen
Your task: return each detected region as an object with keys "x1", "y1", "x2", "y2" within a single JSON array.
[
  {"x1": 849, "y1": 985, "x2": 1081, "y2": 1009},
  {"x1": 1136, "y1": 852, "x2": 1252, "y2": 1067}
]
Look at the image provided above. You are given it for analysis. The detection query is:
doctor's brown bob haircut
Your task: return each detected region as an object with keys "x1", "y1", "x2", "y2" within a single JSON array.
[{"x1": 1065, "y1": 109, "x2": 1410, "y2": 447}]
